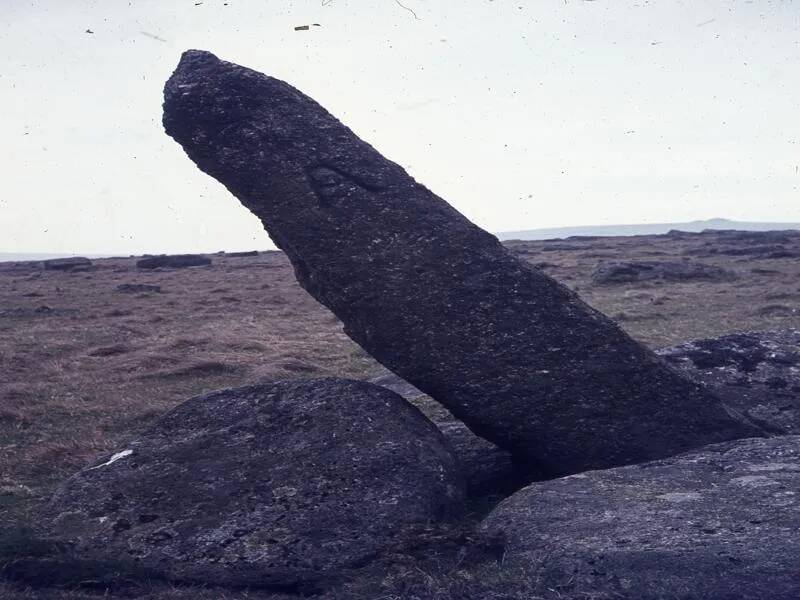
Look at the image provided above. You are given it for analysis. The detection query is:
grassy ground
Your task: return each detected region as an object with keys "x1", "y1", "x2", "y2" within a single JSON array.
[{"x1": 2, "y1": 231, "x2": 799, "y2": 598}]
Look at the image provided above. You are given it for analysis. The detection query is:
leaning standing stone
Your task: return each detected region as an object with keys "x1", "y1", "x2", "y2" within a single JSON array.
[
  {"x1": 163, "y1": 50, "x2": 762, "y2": 476},
  {"x1": 43, "y1": 379, "x2": 465, "y2": 589}
]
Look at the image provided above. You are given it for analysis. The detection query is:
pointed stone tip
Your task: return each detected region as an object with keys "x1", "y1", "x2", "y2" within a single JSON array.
[
  {"x1": 164, "y1": 51, "x2": 223, "y2": 139},
  {"x1": 164, "y1": 50, "x2": 223, "y2": 112},
  {"x1": 175, "y1": 49, "x2": 221, "y2": 71}
]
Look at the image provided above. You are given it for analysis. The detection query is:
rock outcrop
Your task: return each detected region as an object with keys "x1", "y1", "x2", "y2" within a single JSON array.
[
  {"x1": 591, "y1": 260, "x2": 737, "y2": 285},
  {"x1": 136, "y1": 254, "x2": 211, "y2": 269},
  {"x1": 481, "y1": 435, "x2": 800, "y2": 600},
  {"x1": 658, "y1": 329, "x2": 800, "y2": 434},
  {"x1": 44, "y1": 379, "x2": 464, "y2": 589},
  {"x1": 162, "y1": 49, "x2": 762, "y2": 476},
  {"x1": 43, "y1": 257, "x2": 92, "y2": 271},
  {"x1": 716, "y1": 244, "x2": 799, "y2": 258}
]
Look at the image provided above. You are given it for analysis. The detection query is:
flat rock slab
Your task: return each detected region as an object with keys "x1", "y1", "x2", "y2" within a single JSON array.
[
  {"x1": 43, "y1": 379, "x2": 464, "y2": 589},
  {"x1": 115, "y1": 283, "x2": 162, "y2": 294},
  {"x1": 43, "y1": 257, "x2": 92, "y2": 271},
  {"x1": 658, "y1": 329, "x2": 800, "y2": 434},
  {"x1": 481, "y1": 436, "x2": 800, "y2": 600},
  {"x1": 591, "y1": 260, "x2": 737, "y2": 285},
  {"x1": 136, "y1": 254, "x2": 211, "y2": 269},
  {"x1": 367, "y1": 368, "x2": 425, "y2": 400},
  {"x1": 162, "y1": 50, "x2": 761, "y2": 477}
]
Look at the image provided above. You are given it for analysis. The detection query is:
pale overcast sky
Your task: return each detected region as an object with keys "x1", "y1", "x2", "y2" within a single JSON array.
[{"x1": 2, "y1": 1, "x2": 799, "y2": 254}]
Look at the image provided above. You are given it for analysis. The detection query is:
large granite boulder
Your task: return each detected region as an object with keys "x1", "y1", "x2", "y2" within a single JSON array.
[
  {"x1": 43, "y1": 379, "x2": 465, "y2": 589},
  {"x1": 162, "y1": 49, "x2": 762, "y2": 477},
  {"x1": 658, "y1": 329, "x2": 800, "y2": 434},
  {"x1": 481, "y1": 436, "x2": 800, "y2": 600}
]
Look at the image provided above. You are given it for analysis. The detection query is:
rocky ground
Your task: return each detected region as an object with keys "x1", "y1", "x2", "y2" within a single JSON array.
[{"x1": 2, "y1": 228, "x2": 799, "y2": 599}]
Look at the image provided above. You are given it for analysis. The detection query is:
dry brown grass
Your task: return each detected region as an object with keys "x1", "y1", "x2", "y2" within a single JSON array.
[{"x1": 0, "y1": 251, "x2": 379, "y2": 525}]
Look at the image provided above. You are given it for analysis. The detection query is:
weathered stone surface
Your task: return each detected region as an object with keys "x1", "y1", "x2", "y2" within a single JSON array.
[
  {"x1": 481, "y1": 436, "x2": 800, "y2": 600},
  {"x1": 136, "y1": 254, "x2": 211, "y2": 269},
  {"x1": 658, "y1": 329, "x2": 800, "y2": 434},
  {"x1": 162, "y1": 49, "x2": 762, "y2": 476},
  {"x1": 44, "y1": 379, "x2": 464, "y2": 589},
  {"x1": 43, "y1": 257, "x2": 92, "y2": 271},
  {"x1": 368, "y1": 368, "x2": 536, "y2": 500},
  {"x1": 367, "y1": 367, "x2": 424, "y2": 400},
  {"x1": 423, "y1": 400, "x2": 534, "y2": 502},
  {"x1": 591, "y1": 260, "x2": 737, "y2": 285}
]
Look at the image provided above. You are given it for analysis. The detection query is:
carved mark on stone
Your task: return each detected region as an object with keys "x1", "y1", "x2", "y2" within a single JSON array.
[{"x1": 307, "y1": 165, "x2": 383, "y2": 205}]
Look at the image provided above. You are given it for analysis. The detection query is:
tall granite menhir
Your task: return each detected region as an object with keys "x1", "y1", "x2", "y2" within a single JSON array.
[{"x1": 163, "y1": 50, "x2": 763, "y2": 476}]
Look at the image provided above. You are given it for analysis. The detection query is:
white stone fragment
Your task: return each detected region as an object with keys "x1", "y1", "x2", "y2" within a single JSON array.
[{"x1": 87, "y1": 449, "x2": 133, "y2": 470}]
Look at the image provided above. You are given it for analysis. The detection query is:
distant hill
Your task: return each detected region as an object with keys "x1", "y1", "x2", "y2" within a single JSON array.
[
  {"x1": 0, "y1": 252, "x2": 78, "y2": 263},
  {"x1": 5, "y1": 218, "x2": 800, "y2": 261},
  {"x1": 497, "y1": 218, "x2": 800, "y2": 241}
]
